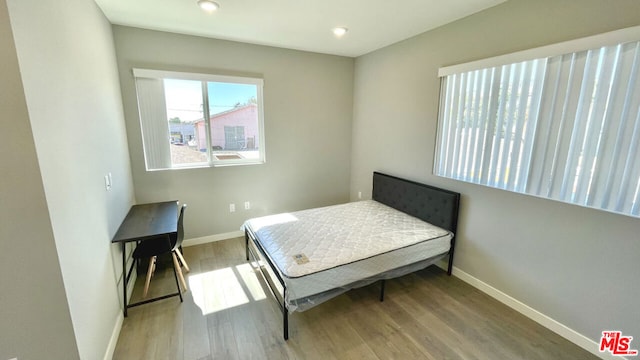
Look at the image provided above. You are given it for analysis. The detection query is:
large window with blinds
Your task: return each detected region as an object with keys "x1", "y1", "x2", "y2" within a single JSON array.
[
  {"x1": 435, "y1": 27, "x2": 640, "y2": 217},
  {"x1": 133, "y1": 69, "x2": 265, "y2": 170}
]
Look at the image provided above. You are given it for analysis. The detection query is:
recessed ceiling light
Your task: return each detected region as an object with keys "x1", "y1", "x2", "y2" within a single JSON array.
[
  {"x1": 333, "y1": 27, "x2": 348, "y2": 38},
  {"x1": 197, "y1": 0, "x2": 220, "y2": 12}
]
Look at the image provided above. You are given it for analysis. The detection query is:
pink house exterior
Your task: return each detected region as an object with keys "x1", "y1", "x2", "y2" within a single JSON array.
[{"x1": 195, "y1": 104, "x2": 259, "y2": 152}]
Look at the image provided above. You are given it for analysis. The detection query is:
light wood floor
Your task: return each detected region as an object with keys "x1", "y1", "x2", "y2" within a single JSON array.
[{"x1": 113, "y1": 237, "x2": 597, "y2": 360}]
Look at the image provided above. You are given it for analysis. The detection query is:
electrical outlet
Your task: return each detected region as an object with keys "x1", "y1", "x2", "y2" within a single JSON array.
[
  {"x1": 358, "y1": 191, "x2": 362, "y2": 199},
  {"x1": 244, "y1": 201, "x2": 251, "y2": 210},
  {"x1": 229, "y1": 203, "x2": 236, "y2": 212}
]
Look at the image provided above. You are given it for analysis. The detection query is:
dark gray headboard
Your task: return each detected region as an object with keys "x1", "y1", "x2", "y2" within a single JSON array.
[{"x1": 372, "y1": 172, "x2": 460, "y2": 235}]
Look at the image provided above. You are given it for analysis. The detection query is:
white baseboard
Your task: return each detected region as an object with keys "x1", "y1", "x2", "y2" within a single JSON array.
[
  {"x1": 105, "y1": 265, "x2": 138, "y2": 360},
  {"x1": 449, "y1": 266, "x2": 625, "y2": 360},
  {"x1": 104, "y1": 313, "x2": 124, "y2": 360},
  {"x1": 182, "y1": 230, "x2": 243, "y2": 247}
]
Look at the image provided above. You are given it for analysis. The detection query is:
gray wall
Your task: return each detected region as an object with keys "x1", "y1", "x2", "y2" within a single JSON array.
[
  {"x1": 6, "y1": 0, "x2": 135, "y2": 359},
  {"x1": 113, "y1": 26, "x2": 354, "y2": 238},
  {"x1": 351, "y1": 0, "x2": 640, "y2": 346},
  {"x1": 0, "y1": 1, "x2": 79, "y2": 358}
]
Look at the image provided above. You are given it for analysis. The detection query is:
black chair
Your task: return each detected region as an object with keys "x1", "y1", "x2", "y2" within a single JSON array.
[{"x1": 133, "y1": 203, "x2": 190, "y2": 298}]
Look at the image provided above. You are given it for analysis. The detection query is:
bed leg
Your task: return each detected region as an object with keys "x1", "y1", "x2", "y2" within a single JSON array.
[
  {"x1": 379, "y1": 280, "x2": 386, "y2": 302},
  {"x1": 245, "y1": 230, "x2": 249, "y2": 261},
  {"x1": 283, "y1": 302, "x2": 289, "y2": 340},
  {"x1": 447, "y1": 251, "x2": 454, "y2": 276},
  {"x1": 447, "y1": 237, "x2": 456, "y2": 276}
]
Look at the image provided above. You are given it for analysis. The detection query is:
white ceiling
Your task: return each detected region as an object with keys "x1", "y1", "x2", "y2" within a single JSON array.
[{"x1": 95, "y1": 0, "x2": 506, "y2": 57}]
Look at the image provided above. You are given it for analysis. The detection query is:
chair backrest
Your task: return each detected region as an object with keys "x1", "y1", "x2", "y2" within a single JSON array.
[{"x1": 172, "y1": 204, "x2": 187, "y2": 250}]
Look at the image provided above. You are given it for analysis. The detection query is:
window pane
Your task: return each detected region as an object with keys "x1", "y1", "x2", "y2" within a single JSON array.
[
  {"x1": 206, "y1": 82, "x2": 260, "y2": 162},
  {"x1": 164, "y1": 79, "x2": 208, "y2": 166},
  {"x1": 134, "y1": 69, "x2": 265, "y2": 170}
]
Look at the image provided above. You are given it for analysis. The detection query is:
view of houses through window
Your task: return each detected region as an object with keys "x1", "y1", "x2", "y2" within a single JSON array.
[
  {"x1": 133, "y1": 69, "x2": 265, "y2": 170},
  {"x1": 164, "y1": 78, "x2": 262, "y2": 167}
]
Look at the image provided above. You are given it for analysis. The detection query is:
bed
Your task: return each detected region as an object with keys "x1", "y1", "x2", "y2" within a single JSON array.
[{"x1": 243, "y1": 172, "x2": 460, "y2": 339}]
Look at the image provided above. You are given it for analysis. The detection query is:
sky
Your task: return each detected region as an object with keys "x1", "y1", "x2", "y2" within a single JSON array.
[{"x1": 164, "y1": 78, "x2": 257, "y2": 121}]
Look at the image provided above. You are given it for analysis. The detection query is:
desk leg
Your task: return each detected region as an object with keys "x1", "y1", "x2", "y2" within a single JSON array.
[{"x1": 122, "y1": 242, "x2": 128, "y2": 317}]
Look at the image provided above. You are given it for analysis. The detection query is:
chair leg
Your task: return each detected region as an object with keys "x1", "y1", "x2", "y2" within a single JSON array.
[
  {"x1": 143, "y1": 256, "x2": 156, "y2": 298},
  {"x1": 174, "y1": 248, "x2": 190, "y2": 273},
  {"x1": 170, "y1": 256, "x2": 184, "y2": 303},
  {"x1": 151, "y1": 256, "x2": 157, "y2": 277},
  {"x1": 172, "y1": 252, "x2": 188, "y2": 292}
]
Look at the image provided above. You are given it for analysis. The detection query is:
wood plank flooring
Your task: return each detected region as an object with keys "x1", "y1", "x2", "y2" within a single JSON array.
[{"x1": 113, "y1": 237, "x2": 597, "y2": 360}]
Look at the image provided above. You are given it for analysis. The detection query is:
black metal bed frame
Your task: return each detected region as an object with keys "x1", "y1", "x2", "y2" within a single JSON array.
[
  {"x1": 245, "y1": 172, "x2": 461, "y2": 340},
  {"x1": 245, "y1": 225, "x2": 291, "y2": 338}
]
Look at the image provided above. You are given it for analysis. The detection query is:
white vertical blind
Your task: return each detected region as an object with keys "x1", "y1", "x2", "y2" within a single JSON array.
[
  {"x1": 436, "y1": 38, "x2": 640, "y2": 218},
  {"x1": 436, "y1": 59, "x2": 547, "y2": 191},
  {"x1": 134, "y1": 78, "x2": 172, "y2": 170}
]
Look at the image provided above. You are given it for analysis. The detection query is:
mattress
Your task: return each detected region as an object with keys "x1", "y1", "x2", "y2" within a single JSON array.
[{"x1": 244, "y1": 200, "x2": 453, "y2": 309}]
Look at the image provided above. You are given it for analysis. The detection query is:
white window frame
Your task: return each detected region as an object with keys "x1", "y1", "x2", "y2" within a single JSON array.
[
  {"x1": 133, "y1": 68, "x2": 266, "y2": 170},
  {"x1": 435, "y1": 26, "x2": 640, "y2": 218}
]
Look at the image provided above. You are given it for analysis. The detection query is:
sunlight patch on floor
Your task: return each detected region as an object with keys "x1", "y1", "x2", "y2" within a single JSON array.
[
  {"x1": 236, "y1": 263, "x2": 267, "y2": 301},
  {"x1": 189, "y1": 264, "x2": 266, "y2": 315}
]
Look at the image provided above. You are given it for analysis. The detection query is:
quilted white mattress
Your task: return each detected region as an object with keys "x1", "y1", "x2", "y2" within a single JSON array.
[{"x1": 244, "y1": 200, "x2": 453, "y2": 305}]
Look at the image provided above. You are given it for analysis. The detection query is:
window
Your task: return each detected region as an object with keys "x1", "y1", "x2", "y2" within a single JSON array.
[
  {"x1": 133, "y1": 69, "x2": 265, "y2": 170},
  {"x1": 435, "y1": 27, "x2": 640, "y2": 218}
]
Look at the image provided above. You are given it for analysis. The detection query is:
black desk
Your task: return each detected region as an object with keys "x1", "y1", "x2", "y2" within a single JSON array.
[{"x1": 112, "y1": 200, "x2": 182, "y2": 316}]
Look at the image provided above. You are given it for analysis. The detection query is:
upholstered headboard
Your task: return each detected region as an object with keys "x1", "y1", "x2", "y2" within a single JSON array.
[{"x1": 372, "y1": 172, "x2": 460, "y2": 235}]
